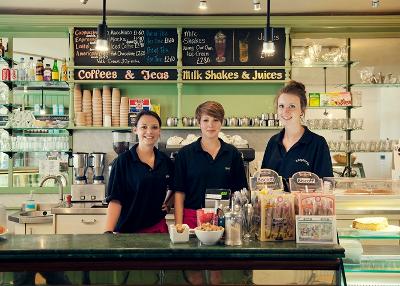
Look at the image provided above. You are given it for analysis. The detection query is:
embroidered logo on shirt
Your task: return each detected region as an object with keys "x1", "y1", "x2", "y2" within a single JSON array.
[
  {"x1": 295, "y1": 158, "x2": 310, "y2": 166},
  {"x1": 225, "y1": 167, "x2": 231, "y2": 171}
]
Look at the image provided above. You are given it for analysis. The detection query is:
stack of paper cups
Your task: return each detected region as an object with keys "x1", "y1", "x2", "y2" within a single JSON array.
[
  {"x1": 75, "y1": 112, "x2": 86, "y2": 127},
  {"x1": 111, "y1": 88, "x2": 121, "y2": 126},
  {"x1": 120, "y1": 97, "x2": 129, "y2": 126},
  {"x1": 74, "y1": 84, "x2": 82, "y2": 113},
  {"x1": 102, "y1": 85, "x2": 112, "y2": 124},
  {"x1": 92, "y1": 88, "x2": 103, "y2": 127},
  {"x1": 82, "y1": 90, "x2": 92, "y2": 126}
]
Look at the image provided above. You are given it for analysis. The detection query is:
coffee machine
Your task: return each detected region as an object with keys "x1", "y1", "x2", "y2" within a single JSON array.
[
  {"x1": 107, "y1": 131, "x2": 132, "y2": 186},
  {"x1": 70, "y1": 152, "x2": 106, "y2": 207}
]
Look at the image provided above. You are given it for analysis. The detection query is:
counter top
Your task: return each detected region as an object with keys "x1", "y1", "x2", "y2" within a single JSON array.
[{"x1": 0, "y1": 233, "x2": 344, "y2": 272}]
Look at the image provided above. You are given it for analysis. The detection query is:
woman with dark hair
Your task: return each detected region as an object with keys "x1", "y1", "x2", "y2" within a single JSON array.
[
  {"x1": 261, "y1": 80, "x2": 333, "y2": 184},
  {"x1": 105, "y1": 110, "x2": 174, "y2": 233}
]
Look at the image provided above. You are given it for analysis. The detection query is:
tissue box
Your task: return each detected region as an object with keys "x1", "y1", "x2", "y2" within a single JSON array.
[{"x1": 169, "y1": 224, "x2": 190, "y2": 243}]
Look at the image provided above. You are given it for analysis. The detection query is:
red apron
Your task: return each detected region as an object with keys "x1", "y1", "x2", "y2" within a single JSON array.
[
  {"x1": 137, "y1": 218, "x2": 168, "y2": 233},
  {"x1": 183, "y1": 208, "x2": 197, "y2": 229}
]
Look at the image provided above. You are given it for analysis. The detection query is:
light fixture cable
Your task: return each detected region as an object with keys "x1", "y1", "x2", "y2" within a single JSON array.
[
  {"x1": 96, "y1": 0, "x2": 109, "y2": 51},
  {"x1": 261, "y1": 0, "x2": 275, "y2": 57}
]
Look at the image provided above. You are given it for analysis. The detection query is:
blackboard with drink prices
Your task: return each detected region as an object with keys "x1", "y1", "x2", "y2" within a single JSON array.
[
  {"x1": 181, "y1": 28, "x2": 285, "y2": 66},
  {"x1": 73, "y1": 28, "x2": 178, "y2": 66}
]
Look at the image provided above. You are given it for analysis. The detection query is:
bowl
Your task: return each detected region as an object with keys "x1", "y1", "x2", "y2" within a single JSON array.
[{"x1": 194, "y1": 228, "x2": 224, "y2": 245}]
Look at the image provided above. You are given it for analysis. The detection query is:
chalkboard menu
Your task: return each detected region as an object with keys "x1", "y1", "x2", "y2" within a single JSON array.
[
  {"x1": 182, "y1": 28, "x2": 285, "y2": 66},
  {"x1": 74, "y1": 28, "x2": 178, "y2": 66}
]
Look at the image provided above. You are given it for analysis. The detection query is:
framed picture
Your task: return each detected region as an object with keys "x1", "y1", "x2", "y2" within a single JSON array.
[{"x1": 296, "y1": 215, "x2": 337, "y2": 244}]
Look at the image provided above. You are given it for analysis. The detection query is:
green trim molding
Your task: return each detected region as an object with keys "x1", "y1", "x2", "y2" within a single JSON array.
[{"x1": 0, "y1": 15, "x2": 400, "y2": 37}]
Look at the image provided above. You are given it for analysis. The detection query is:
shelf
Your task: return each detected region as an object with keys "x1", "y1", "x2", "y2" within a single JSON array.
[
  {"x1": 307, "y1": 106, "x2": 361, "y2": 110},
  {"x1": 11, "y1": 81, "x2": 69, "y2": 91},
  {"x1": 69, "y1": 126, "x2": 282, "y2": 131},
  {"x1": 351, "y1": 83, "x2": 400, "y2": 88},
  {"x1": 344, "y1": 257, "x2": 400, "y2": 273},
  {"x1": 291, "y1": 61, "x2": 358, "y2": 68},
  {"x1": 0, "y1": 150, "x2": 70, "y2": 153},
  {"x1": 338, "y1": 228, "x2": 400, "y2": 239}
]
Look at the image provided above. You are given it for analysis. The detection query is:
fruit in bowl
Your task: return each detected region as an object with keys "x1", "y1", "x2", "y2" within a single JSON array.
[{"x1": 194, "y1": 223, "x2": 224, "y2": 245}]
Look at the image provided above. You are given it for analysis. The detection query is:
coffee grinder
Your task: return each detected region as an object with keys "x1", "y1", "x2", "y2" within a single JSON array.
[
  {"x1": 70, "y1": 152, "x2": 106, "y2": 207},
  {"x1": 107, "y1": 131, "x2": 132, "y2": 186}
]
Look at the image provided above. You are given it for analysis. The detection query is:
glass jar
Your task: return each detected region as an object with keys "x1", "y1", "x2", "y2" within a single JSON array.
[{"x1": 224, "y1": 205, "x2": 242, "y2": 246}]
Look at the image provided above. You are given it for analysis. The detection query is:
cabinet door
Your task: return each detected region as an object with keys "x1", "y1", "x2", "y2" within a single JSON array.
[
  {"x1": 55, "y1": 214, "x2": 106, "y2": 234},
  {"x1": 26, "y1": 223, "x2": 54, "y2": 235}
]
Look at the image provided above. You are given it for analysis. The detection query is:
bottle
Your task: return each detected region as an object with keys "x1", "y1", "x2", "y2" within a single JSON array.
[
  {"x1": 52, "y1": 59, "x2": 59, "y2": 81},
  {"x1": 25, "y1": 191, "x2": 37, "y2": 212},
  {"x1": 61, "y1": 58, "x2": 68, "y2": 81},
  {"x1": 43, "y1": 63, "x2": 52, "y2": 81},
  {"x1": 27, "y1": 57, "x2": 35, "y2": 81},
  {"x1": 35, "y1": 59, "x2": 44, "y2": 81},
  {"x1": 0, "y1": 39, "x2": 5, "y2": 57},
  {"x1": 18, "y1": 57, "x2": 26, "y2": 81},
  {"x1": 0, "y1": 58, "x2": 10, "y2": 81}
]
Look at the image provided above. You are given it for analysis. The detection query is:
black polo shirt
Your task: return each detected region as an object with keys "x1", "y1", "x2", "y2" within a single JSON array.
[
  {"x1": 106, "y1": 144, "x2": 174, "y2": 233},
  {"x1": 174, "y1": 137, "x2": 248, "y2": 210},
  {"x1": 261, "y1": 127, "x2": 333, "y2": 180}
]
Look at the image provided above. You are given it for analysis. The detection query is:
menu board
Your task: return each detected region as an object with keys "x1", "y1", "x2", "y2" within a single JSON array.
[
  {"x1": 181, "y1": 28, "x2": 285, "y2": 66},
  {"x1": 74, "y1": 28, "x2": 178, "y2": 66}
]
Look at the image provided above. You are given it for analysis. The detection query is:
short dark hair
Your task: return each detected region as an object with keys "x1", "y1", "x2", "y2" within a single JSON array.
[
  {"x1": 275, "y1": 80, "x2": 307, "y2": 113},
  {"x1": 134, "y1": 110, "x2": 162, "y2": 127},
  {"x1": 195, "y1": 101, "x2": 225, "y2": 123}
]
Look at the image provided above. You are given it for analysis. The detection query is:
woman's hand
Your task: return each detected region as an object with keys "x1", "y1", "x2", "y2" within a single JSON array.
[{"x1": 161, "y1": 203, "x2": 170, "y2": 213}]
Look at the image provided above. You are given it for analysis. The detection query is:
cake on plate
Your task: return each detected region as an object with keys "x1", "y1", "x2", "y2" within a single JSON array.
[{"x1": 352, "y1": 217, "x2": 389, "y2": 231}]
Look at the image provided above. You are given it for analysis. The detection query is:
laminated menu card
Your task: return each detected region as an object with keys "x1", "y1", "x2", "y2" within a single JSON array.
[{"x1": 296, "y1": 216, "x2": 337, "y2": 244}]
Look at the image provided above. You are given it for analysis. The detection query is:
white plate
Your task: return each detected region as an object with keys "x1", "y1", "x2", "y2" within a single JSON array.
[{"x1": 349, "y1": 225, "x2": 400, "y2": 235}]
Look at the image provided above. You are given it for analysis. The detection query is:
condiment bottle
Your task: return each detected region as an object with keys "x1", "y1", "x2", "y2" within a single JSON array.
[
  {"x1": 51, "y1": 59, "x2": 59, "y2": 81},
  {"x1": 43, "y1": 64, "x2": 52, "y2": 81},
  {"x1": 60, "y1": 58, "x2": 68, "y2": 81},
  {"x1": 224, "y1": 205, "x2": 242, "y2": 246},
  {"x1": 35, "y1": 59, "x2": 44, "y2": 81}
]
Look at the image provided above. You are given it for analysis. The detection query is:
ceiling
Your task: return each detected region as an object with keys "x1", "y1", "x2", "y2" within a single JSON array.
[{"x1": 0, "y1": 0, "x2": 399, "y2": 16}]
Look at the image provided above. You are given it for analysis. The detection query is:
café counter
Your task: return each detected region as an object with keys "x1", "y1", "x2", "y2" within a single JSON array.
[{"x1": 0, "y1": 234, "x2": 344, "y2": 277}]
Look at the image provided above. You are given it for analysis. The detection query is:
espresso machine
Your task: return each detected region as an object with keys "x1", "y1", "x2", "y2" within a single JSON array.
[{"x1": 70, "y1": 152, "x2": 106, "y2": 207}]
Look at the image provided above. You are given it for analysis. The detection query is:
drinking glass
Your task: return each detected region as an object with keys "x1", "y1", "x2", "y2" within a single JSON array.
[
  {"x1": 215, "y1": 31, "x2": 226, "y2": 63},
  {"x1": 239, "y1": 39, "x2": 249, "y2": 63}
]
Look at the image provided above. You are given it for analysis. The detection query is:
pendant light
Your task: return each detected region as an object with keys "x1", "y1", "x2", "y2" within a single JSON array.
[
  {"x1": 199, "y1": 0, "x2": 208, "y2": 10},
  {"x1": 253, "y1": 0, "x2": 261, "y2": 11},
  {"x1": 96, "y1": 0, "x2": 109, "y2": 52},
  {"x1": 261, "y1": 0, "x2": 275, "y2": 57}
]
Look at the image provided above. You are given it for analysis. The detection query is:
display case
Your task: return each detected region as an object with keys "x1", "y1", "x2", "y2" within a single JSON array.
[{"x1": 328, "y1": 178, "x2": 400, "y2": 285}]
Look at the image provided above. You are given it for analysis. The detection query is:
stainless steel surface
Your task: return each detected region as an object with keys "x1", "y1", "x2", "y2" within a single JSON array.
[
  {"x1": 8, "y1": 203, "x2": 58, "y2": 224},
  {"x1": 89, "y1": 152, "x2": 106, "y2": 182},
  {"x1": 40, "y1": 175, "x2": 64, "y2": 203},
  {"x1": 71, "y1": 184, "x2": 106, "y2": 203},
  {"x1": 51, "y1": 207, "x2": 107, "y2": 215},
  {"x1": 71, "y1": 152, "x2": 89, "y2": 181}
]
